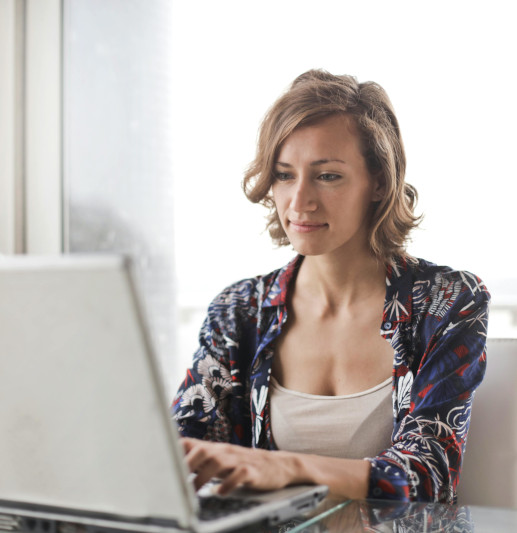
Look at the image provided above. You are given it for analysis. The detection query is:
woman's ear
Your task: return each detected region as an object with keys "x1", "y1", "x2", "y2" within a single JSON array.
[{"x1": 371, "y1": 172, "x2": 385, "y2": 202}]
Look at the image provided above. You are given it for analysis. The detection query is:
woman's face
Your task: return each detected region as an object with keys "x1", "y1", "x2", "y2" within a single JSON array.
[{"x1": 272, "y1": 114, "x2": 382, "y2": 259}]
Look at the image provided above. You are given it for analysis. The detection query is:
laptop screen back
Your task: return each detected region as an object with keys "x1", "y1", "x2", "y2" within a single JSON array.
[{"x1": 0, "y1": 256, "x2": 194, "y2": 527}]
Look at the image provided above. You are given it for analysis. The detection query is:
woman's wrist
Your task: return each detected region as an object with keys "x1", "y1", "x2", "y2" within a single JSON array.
[
  {"x1": 275, "y1": 450, "x2": 371, "y2": 499},
  {"x1": 272, "y1": 450, "x2": 314, "y2": 486}
]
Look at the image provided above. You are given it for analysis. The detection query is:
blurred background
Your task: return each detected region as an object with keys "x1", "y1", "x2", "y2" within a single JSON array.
[{"x1": 1, "y1": 0, "x2": 515, "y2": 398}]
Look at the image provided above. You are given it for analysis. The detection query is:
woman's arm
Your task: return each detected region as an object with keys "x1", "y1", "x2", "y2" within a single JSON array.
[
  {"x1": 368, "y1": 269, "x2": 491, "y2": 502},
  {"x1": 172, "y1": 277, "x2": 261, "y2": 445},
  {"x1": 182, "y1": 437, "x2": 370, "y2": 498}
]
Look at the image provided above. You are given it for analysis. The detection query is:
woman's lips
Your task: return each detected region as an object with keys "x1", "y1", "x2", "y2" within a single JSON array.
[{"x1": 289, "y1": 221, "x2": 328, "y2": 233}]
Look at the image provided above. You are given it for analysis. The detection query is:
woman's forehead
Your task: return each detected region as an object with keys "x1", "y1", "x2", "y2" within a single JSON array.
[{"x1": 276, "y1": 115, "x2": 363, "y2": 160}]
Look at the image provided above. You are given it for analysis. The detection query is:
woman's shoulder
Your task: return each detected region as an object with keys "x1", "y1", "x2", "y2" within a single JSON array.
[
  {"x1": 207, "y1": 255, "x2": 301, "y2": 314},
  {"x1": 391, "y1": 255, "x2": 490, "y2": 308},
  {"x1": 412, "y1": 256, "x2": 486, "y2": 288}
]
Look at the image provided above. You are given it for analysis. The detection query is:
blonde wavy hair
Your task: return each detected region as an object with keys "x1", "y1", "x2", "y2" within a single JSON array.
[{"x1": 242, "y1": 69, "x2": 421, "y2": 262}]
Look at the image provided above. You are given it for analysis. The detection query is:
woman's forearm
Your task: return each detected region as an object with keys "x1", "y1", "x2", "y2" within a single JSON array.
[
  {"x1": 283, "y1": 451, "x2": 371, "y2": 499},
  {"x1": 183, "y1": 438, "x2": 370, "y2": 497}
]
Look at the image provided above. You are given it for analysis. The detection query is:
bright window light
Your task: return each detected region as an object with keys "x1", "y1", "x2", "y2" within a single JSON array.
[{"x1": 170, "y1": 0, "x2": 517, "y2": 379}]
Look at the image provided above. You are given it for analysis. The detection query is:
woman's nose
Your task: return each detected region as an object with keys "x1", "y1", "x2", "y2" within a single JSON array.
[{"x1": 290, "y1": 179, "x2": 317, "y2": 212}]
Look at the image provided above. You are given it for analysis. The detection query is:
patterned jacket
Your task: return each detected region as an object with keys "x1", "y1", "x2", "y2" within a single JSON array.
[{"x1": 172, "y1": 255, "x2": 490, "y2": 503}]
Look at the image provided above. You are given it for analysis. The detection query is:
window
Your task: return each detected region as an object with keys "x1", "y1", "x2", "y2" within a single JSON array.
[{"x1": 63, "y1": 0, "x2": 177, "y2": 395}]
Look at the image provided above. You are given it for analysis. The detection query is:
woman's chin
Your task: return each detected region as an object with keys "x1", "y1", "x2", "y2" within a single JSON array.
[{"x1": 289, "y1": 243, "x2": 327, "y2": 257}]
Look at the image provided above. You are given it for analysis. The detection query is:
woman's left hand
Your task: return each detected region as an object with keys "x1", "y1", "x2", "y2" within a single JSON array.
[{"x1": 182, "y1": 438, "x2": 305, "y2": 495}]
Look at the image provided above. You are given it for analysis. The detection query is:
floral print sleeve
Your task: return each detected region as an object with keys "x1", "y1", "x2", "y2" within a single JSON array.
[
  {"x1": 172, "y1": 278, "x2": 262, "y2": 446},
  {"x1": 368, "y1": 260, "x2": 490, "y2": 503}
]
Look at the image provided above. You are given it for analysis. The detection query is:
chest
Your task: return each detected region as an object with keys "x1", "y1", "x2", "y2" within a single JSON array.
[{"x1": 271, "y1": 304, "x2": 394, "y2": 396}]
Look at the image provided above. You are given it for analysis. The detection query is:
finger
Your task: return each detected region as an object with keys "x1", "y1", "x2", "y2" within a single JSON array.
[
  {"x1": 183, "y1": 440, "x2": 222, "y2": 471},
  {"x1": 181, "y1": 437, "x2": 199, "y2": 454},
  {"x1": 186, "y1": 442, "x2": 234, "y2": 480},
  {"x1": 188, "y1": 447, "x2": 235, "y2": 490},
  {"x1": 194, "y1": 462, "x2": 233, "y2": 491},
  {"x1": 218, "y1": 464, "x2": 257, "y2": 496},
  {"x1": 185, "y1": 443, "x2": 212, "y2": 473}
]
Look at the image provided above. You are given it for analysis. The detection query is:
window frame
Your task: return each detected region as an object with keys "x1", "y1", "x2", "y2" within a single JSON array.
[{"x1": 0, "y1": 0, "x2": 63, "y2": 255}]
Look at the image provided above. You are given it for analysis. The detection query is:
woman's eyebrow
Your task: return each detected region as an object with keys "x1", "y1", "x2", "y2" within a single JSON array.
[
  {"x1": 310, "y1": 158, "x2": 346, "y2": 166},
  {"x1": 275, "y1": 159, "x2": 346, "y2": 168}
]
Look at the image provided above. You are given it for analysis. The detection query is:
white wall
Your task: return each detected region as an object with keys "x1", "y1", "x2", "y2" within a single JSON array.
[{"x1": 170, "y1": 0, "x2": 517, "y2": 375}]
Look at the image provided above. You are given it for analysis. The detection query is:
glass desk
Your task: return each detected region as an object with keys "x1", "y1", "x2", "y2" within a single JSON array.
[
  {"x1": 242, "y1": 498, "x2": 517, "y2": 533},
  {"x1": 2, "y1": 498, "x2": 516, "y2": 532}
]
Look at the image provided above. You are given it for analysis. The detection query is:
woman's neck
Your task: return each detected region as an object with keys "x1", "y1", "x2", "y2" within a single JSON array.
[{"x1": 296, "y1": 250, "x2": 386, "y2": 312}]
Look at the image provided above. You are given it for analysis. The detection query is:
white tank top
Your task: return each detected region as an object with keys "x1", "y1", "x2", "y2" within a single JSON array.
[{"x1": 269, "y1": 376, "x2": 393, "y2": 459}]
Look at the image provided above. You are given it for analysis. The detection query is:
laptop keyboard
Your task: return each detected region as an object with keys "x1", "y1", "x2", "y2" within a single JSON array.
[{"x1": 198, "y1": 496, "x2": 262, "y2": 521}]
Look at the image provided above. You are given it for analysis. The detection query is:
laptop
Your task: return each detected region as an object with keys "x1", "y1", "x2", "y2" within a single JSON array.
[{"x1": 0, "y1": 255, "x2": 327, "y2": 532}]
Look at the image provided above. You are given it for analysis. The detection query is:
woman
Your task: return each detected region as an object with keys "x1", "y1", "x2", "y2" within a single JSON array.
[{"x1": 172, "y1": 70, "x2": 490, "y2": 503}]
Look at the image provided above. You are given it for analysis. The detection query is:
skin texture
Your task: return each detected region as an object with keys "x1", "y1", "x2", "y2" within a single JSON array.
[
  {"x1": 272, "y1": 114, "x2": 381, "y2": 260},
  {"x1": 183, "y1": 114, "x2": 394, "y2": 499}
]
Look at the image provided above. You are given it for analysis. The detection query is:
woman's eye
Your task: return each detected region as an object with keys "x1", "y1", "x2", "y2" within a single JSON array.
[
  {"x1": 318, "y1": 173, "x2": 341, "y2": 182},
  {"x1": 274, "y1": 172, "x2": 293, "y2": 181}
]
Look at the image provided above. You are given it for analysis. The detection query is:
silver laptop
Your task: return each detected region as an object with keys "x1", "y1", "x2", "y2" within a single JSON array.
[{"x1": 0, "y1": 255, "x2": 327, "y2": 532}]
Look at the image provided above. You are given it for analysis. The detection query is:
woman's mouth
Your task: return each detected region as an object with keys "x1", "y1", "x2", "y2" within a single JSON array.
[{"x1": 289, "y1": 221, "x2": 328, "y2": 233}]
